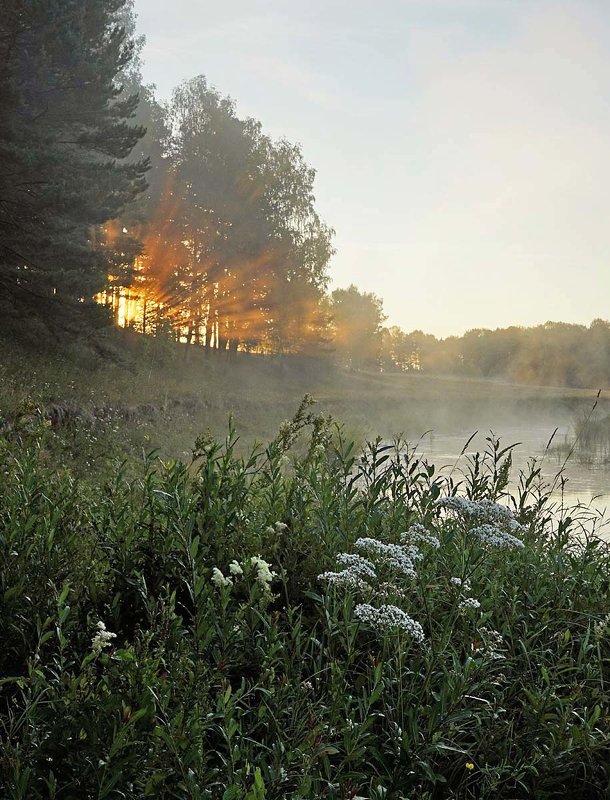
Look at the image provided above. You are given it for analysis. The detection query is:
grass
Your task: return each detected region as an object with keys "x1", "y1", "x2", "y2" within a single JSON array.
[{"x1": 1, "y1": 391, "x2": 610, "y2": 798}]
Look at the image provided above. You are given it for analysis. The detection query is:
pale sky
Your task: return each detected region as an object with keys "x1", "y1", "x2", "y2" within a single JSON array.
[{"x1": 133, "y1": 0, "x2": 610, "y2": 337}]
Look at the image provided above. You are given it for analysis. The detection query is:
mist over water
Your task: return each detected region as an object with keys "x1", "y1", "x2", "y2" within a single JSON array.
[
  {"x1": 418, "y1": 426, "x2": 609, "y2": 514},
  {"x1": 372, "y1": 388, "x2": 610, "y2": 526}
]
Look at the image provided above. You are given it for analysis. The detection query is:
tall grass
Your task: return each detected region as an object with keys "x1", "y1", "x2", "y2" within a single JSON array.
[
  {"x1": 573, "y1": 413, "x2": 610, "y2": 464},
  {"x1": 1, "y1": 399, "x2": 610, "y2": 799}
]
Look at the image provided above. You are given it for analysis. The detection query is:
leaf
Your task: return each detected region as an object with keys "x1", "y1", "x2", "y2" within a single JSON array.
[
  {"x1": 144, "y1": 772, "x2": 168, "y2": 795},
  {"x1": 249, "y1": 767, "x2": 266, "y2": 800},
  {"x1": 113, "y1": 648, "x2": 136, "y2": 662}
]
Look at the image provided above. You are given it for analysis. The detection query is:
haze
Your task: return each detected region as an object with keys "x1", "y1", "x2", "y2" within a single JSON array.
[{"x1": 133, "y1": 0, "x2": 610, "y2": 337}]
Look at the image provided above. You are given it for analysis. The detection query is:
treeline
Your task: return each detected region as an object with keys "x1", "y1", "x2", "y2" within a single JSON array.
[
  {"x1": 1, "y1": 1, "x2": 345, "y2": 354},
  {"x1": 110, "y1": 74, "x2": 338, "y2": 354},
  {"x1": 381, "y1": 319, "x2": 610, "y2": 388}
]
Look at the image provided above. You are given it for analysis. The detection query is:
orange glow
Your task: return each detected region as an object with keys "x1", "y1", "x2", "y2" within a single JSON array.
[{"x1": 95, "y1": 173, "x2": 329, "y2": 353}]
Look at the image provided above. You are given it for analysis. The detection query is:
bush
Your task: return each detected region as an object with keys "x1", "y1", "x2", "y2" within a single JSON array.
[{"x1": 1, "y1": 404, "x2": 610, "y2": 799}]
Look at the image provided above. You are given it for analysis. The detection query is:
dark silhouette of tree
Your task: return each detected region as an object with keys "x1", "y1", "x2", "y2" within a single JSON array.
[{"x1": 0, "y1": 0, "x2": 147, "y2": 333}]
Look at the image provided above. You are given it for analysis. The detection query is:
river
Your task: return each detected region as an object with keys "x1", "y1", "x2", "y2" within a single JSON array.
[{"x1": 411, "y1": 424, "x2": 610, "y2": 523}]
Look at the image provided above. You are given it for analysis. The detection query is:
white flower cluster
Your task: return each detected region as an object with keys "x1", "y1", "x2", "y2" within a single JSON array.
[
  {"x1": 336, "y1": 552, "x2": 377, "y2": 577},
  {"x1": 470, "y1": 524, "x2": 525, "y2": 551},
  {"x1": 354, "y1": 537, "x2": 418, "y2": 578},
  {"x1": 318, "y1": 569, "x2": 371, "y2": 591},
  {"x1": 400, "y1": 523, "x2": 440, "y2": 550},
  {"x1": 450, "y1": 576, "x2": 472, "y2": 591},
  {"x1": 211, "y1": 555, "x2": 276, "y2": 593},
  {"x1": 436, "y1": 497, "x2": 525, "y2": 550},
  {"x1": 450, "y1": 574, "x2": 481, "y2": 612},
  {"x1": 436, "y1": 497, "x2": 512, "y2": 523},
  {"x1": 478, "y1": 626, "x2": 505, "y2": 659},
  {"x1": 354, "y1": 603, "x2": 425, "y2": 642},
  {"x1": 265, "y1": 521, "x2": 289, "y2": 536},
  {"x1": 376, "y1": 581, "x2": 409, "y2": 601},
  {"x1": 250, "y1": 555, "x2": 276, "y2": 591},
  {"x1": 319, "y1": 532, "x2": 430, "y2": 642},
  {"x1": 91, "y1": 621, "x2": 117, "y2": 655},
  {"x1": 458, "y1": 597, "x2": 481, "y2": 611},
  {"x1": 211, "y1": 567, "x2": 232, "y2": 587},
  {"x1": 319, "y1": 552, "x2": 376, "y2": 591}
]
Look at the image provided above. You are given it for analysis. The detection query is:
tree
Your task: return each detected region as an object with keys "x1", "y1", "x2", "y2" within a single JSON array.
[
  {"x1": 331, "y1": 285, "x2": 386, "y2": 369},
  {"x1": 257, "y1": 136, "x2": 334, "y2": 354},
  {"x1": 125, "y1": 75, "x2": 334, "y2": 353},
  {"x1": 380, "y1": 326, "x2": 440, "y2": 372},
  {"x1": 0, "y1": 0, "x2": 147, "y2": 332}
]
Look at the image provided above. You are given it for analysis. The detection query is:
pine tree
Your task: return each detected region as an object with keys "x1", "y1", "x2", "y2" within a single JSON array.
[{"x1": 0, "y1": 1, "x2": 147, "y2": 333}]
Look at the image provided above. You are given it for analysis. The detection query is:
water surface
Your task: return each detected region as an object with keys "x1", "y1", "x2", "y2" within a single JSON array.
[{"x1": 414, "y1": 425, "x2": 610, "y2": 518}]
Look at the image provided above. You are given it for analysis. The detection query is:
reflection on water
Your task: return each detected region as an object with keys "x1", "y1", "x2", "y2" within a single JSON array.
[{"x1": 414, "y1": 426, "x2": 610, "y2": 516}]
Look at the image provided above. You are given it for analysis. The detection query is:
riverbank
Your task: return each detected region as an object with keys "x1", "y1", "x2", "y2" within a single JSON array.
[{"x1": 2, "y1": 331, "x2": 606, "y2": 469}]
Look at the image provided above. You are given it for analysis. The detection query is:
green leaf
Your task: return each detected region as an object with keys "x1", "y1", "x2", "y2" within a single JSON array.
[{"x1": 113, "y1": 648, "x2": 136, "y2": 662}]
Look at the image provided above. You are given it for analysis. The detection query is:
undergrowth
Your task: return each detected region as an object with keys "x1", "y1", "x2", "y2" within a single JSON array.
[{"x1": 1, "y1": 397, "x2": 610, "y2": 799}]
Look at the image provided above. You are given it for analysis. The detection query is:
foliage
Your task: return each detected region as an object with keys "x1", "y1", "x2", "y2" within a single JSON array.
[
  {"x1": 0, "y1": 0, "x2": 147, "y2": 332},
  {"x1": 102, "y1": 74, "x2": 335, "y2": 354},
  {"x1": 331, "y1": 286, "x2": 386, "y2": 370},
  {"x1": 382, "y1": 319, "x2": 610, "y2": 389},
  {"x1": 1, "y1": 403, "x2": 610, "y2": 798}
]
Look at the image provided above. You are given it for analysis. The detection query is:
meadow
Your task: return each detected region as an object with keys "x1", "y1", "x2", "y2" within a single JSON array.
[{"x1": 2, "y1": 372, "x2": 610, "y2": 798}]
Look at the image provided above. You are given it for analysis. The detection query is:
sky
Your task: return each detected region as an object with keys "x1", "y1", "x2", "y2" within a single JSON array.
[{"x1": 133, "y1": 0, "x2": 610, "y2": 337}]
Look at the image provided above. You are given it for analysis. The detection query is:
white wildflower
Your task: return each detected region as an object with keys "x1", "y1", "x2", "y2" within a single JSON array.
[
  {"x1": 478, "y1": 627, "x2": 505, "y2": 659},
  {"x1": 211, "y1": 567, "x2": 232, "y2": 588},
  {"x1": 228, "y1": 560, "x2": 243, "y2": 576},
  {"x1": 91, "y1": 620, "x2": 117, "y2": 655},
  {"x1": 594, "y1": 613, "x2": 610, "y2": 641},
  {"x1": 376, "y1": 581, "x2": 409, "y2": 601},
  {"x1": 402, "y1": 543, "x2": 424, "y2": 561},
  {"x1": 470, "y1": 524, "x2": 525, "y2": 550},
  {"x1": 458, "y1": 597, "x2": 481, "y2": 611},
  {"x1": 319, "y1": 552, "x2": 377, "y2": 591},
  {"x1": 450, "y1": 577, "x2": 472, "y2": 592},
  {"x1": 436, "y1": 497, "x2": 513, "y2": 524},
  {"x1": 354, "y1": 537, "x2": 417, "y2": 578},
  {"x1": 250, "y1": 555, "x2": 276, "y2": 590},
  {"x1": 436, "y1": 497, "x2": 525, "y2": 549},
  {"x1": 275, "y1": 521, "x2": 288, "y2": 532},
  {"x1": 400, "y1": 524, "x2": 440, "y2": 549},
  {"x1": 354, "y1": 603, "x2": 425, "y2": 642},
  {"x1": 335, "y1": 552, "x2": 377, "y2": 578},
  {"x1": 318, "y1": 570, "x2": 371, "y2": 591}
]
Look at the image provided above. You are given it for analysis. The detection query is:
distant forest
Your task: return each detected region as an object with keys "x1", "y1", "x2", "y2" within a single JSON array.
[
  {"x1": 382, "y1": 320, "x2": 610, "y2": 388},
  {"x1": 1, "y1": 2, "x2": 609, "y2": 389}
]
